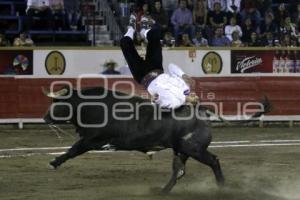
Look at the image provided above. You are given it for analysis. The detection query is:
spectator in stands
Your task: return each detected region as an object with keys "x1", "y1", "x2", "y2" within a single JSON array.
[
  {"x1": 62, "y1": 0, "x2": 82, "y2": 30},
  {"x1": 136, "y1": 3, "x2": 153, "y2": 31},
  {"x1": 240, "y1": 0, "x2": 261, "y2": 29},
  {"x1": 162, "y1": 31, "x2": 175, "y2": 47},
  {"x1": 292, "y1": 3, "x2": 300, "y2": 25},
  {"x1": 178, "y1": 33, "x2": 194, "y2": 47},
  {"x1": 171, "y1": 0, "x2": 195, "y2": 44},
  {"x1": 231, "y1": 30, "x2": 244, "y2": 47},
  {"x1": 207, "y1": 0, "x2": 227, "y2": 11},
  {"x1": 13, "y1": 32, "x2": 34, "y2": 46},
  {"x1": 101, "y1": 60, "x2": 120, "y2": 75},
  {"x1": 63, "y1": 0, "x2": 79, "y2": 12},
  {"x1": 289, "y1": 1, "x2": 300, "y2": 14},
  {"x1": 274, "y1": 38, "x2": 281, "y2": 47},
  {"x1": 280, "y1": 33, "x2": 295, "y2": 47},
  {"x1": 162, "y1": 0, "x2": 178, "y2": 17},
  {"x1": 246, "y1": 31, "x2": 262, "y2": 46},
  {"x1": 50, "y1": 0, "x2": 64, "y2": 13},
  {"x1": 226, "y1": 0, "x2": 241, "y2": 13},
  {"x1": 49, "y1": 0, "x2": 69, "y2": 30},
  {"x1": 259, "y1": 13, "x2": 278, "y2": 37},
  {"x1": 279, "y1": 17, "x2": 297, "y2": 38},
  {"x1": 0, "y1": 33, "x2": 10, "y2": 46},
  {"x1": 26, "y1": 0, "x2": 53, "y2": 30},
  {"x1": 261, "y1": 31, "x2": 275, "y2": 47},
  {"x1": 241, "y1": 17, "x2": 256, "y2": 43},
  {"x1": 186, "y1": 0, "x2": 195, "y2": 11},
  {"x1": 257, "y1": 0, "x2": 272, "y2": 17},
  {"x1": 208, "y1": 2, "x2": 227, "y2": 29},
  {"x1": 193, "y1": 0, "x2": 208, "y2": 32},
  {"x1": 151, "y1": 0, "x2": 168, "y2": 36},
  {"x1": 211, "y1": 27, "x2": 231, "y2": 46},
  {"x1": 274, "y1": 3, "x2": 290, "y2": 29},
  {"x1": 192, "y1": 29, "x2": 208, "y2": 47},
  {"x1": 68, "y1": 9, "x2": 83, "y2": 30},
  {"x1": 225, "y1": 17, "x2": 242, "y2": 41}
]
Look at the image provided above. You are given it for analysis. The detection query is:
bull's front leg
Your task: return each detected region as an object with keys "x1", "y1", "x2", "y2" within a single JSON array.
[
  {"x1": 162, "y1": 153, "x2": 188, "y2": 194},
  {"x1": 50, "y1": 138, "x2": 89, "y2": 169}
]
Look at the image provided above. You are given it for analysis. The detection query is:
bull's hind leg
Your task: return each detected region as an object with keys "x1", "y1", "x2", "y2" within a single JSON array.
[
  {"x1": 50, "y1": 138, "x2": 90, "y2": 169},
  {"x1": 162, "y1": 153, "x2": 188, "y2": 194},
  {"x1": 192, "y1": 150, "x2": 225, "y2": 186}
]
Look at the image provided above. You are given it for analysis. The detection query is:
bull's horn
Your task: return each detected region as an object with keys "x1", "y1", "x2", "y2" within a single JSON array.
[{"x1": 42, "y1": 87, "x2": 69, "y2": 98}]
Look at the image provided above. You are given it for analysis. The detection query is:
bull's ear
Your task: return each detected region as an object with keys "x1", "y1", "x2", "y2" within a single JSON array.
[{"x1": 42, "y1": 87, "x2": 69, "y2": 98}]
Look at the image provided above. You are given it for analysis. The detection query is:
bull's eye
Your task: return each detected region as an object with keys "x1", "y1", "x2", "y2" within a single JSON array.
[{"x1": 50, "y1": 102, "x2": 73, "y2": 121}]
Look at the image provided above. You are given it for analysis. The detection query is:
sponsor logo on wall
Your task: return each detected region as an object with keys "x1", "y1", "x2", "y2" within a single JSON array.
[
  {"x1": 202, "y1": 51, "x2": 222, "y2": 74},
  {"x1": 45, "y1": 51, "x2": 66, "y2": 75},
  {"x1": 231, "y1": 51, "x2": 273, "y2": 73},
  {"x1": 0, "y1": 51, "x2": 33, "y2": 75}
]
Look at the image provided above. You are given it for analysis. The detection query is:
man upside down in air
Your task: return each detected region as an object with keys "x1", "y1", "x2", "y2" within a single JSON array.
[{"x1": 120, "y1": 25, "x2": 198, "y2": 109}]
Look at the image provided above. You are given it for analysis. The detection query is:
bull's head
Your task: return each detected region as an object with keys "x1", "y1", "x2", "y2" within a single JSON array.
[{"x1": 42, "y1": 87, "x2": 73, "y2": 125}]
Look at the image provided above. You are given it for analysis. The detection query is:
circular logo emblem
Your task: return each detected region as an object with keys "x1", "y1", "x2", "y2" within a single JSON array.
[
  {"x1": 13, "y1": 54, "x2": 29, "y2": 71},
  {"x1": 202, "y1": 52, "x2": 223, "y2": 74},
  {"x1": 45, "y1": 51, "x2": 66, "y2": 75}
]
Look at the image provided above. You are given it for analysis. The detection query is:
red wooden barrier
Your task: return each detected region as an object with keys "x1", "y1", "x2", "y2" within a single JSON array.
[{"x1": 0, "y1": 77, "x2": 299, "y2": 119}]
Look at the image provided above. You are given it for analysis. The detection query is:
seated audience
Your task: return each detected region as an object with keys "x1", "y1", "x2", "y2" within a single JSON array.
[
  {"x1": 279, "y1": 17, "x2": 297, "y2": 38},
  {"x1": 26, "y1": 0, "x2": 53, "y2": 30},
  {"x1": 225, "y1": 17, "x2": 242, "y2": 41},
  {"x1": 241, "y1": 17, "x2": 257, "y2": 43},
  {"x1": 240, "y1": 0, "x2": 261, "y2": 29},
  {"x1": 171, "y1": 0, "x2": 195, "y2": 44},
  {"x1": 211, "y1": 27, "x2": 231, "y2": 46},
  {"x1": 192, "y1": 30, "x2": 208, "y2": 47},
  {"x1": 49, "y1": 0, "x2": 69, "y2": 30},
  {"x1": 259, "y1": 13, "x2": 278, "y2": 37},
  {"x1": 257, "y1": 0, "x2": 272, "y2": 16},
  {"x1": 162, "y1": 0, "x2": 178, "y2": 17},
  {"x1": 13, "y1": 32, "x2": 34, "y2": 46},
  {"x1": 261, "y1": 31, "x2": 275, "y2": 47},
  {"x1": 151, "y1": 0, "x2": 168, "y2": 36},
  {"x1": 162, "y1": 31, "x2": 176, "y2": 47},
  {"x1": 231, "y1": 30, "x2": 244, "y2": 47},
  {"x1": 274, "y1": 3, "x2": 290, "y2": 29},
  {"x1": 246, "y1": 32, "x2": 262, "y2": 46},
  {"x1": 178, "y1": 33, "x2": 194, "y2": 47},
  {"x1": 207, "y1": 0, "x2": 227, "y2": 11},
  {"x1": 137, "y1": 3, "x2": 152, "y2": 31},
  {"x1": 292, "y1": 3, "x2": 300, "y2": 25},
  {"x1": 193, "y1": 0, "x2": 208, "y2": 31},
  {"x1": 226, "y1": 0, "x2": 241, "y2": 13},
  {"x1": 208, "y1": 2, "x2": 227, "y2": 29},
  {"x1": 0, "y1": 33, "x2": 10, "y2": 46}
]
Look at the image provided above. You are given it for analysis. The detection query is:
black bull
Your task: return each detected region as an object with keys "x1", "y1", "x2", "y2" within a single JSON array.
[{"x1": 43, "y1": 86, "x2": 268, "y2": 193}]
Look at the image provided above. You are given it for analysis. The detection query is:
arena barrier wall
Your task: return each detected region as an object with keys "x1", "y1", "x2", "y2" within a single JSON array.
[
  {"x1": 0, "y1": 76, "x2": 300, "y2": 126},
  {"x1": 1, "y1": 47, "x2": 300, "y2": 126}
]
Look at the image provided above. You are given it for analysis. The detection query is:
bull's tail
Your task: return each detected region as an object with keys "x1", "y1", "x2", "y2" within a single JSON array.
[{"x1": 202, "y1": 96, "x2": 272, "y2": 125}]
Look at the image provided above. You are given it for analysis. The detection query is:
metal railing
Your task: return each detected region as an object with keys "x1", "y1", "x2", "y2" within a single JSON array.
[{"x1": 98, "y1": 0, "x2": 123, "y2": 43}]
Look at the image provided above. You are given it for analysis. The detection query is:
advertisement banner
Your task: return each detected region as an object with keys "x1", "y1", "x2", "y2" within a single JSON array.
[
  {"x1": 0, "y1": 50, "x2": 33, "y2": 75},
  {"x1": 231, "y1": 50, "x2": 273, "y2": 73},
  {"x1": 231, "y1": 50, "x2": 300, "y2": 74}
]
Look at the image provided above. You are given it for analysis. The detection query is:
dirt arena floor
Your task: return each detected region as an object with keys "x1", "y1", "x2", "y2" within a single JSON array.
[{"x1": 0, "y1": 125, "x2": 299, "y2": 200}]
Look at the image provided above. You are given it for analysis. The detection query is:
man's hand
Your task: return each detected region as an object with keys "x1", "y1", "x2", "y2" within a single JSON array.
[
  {"x1": 186, "y1": 92, "x2": 199, "y2": 105},
  {"x1": 182, "y1": 74, "x2": 195, "y2": 88}
]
